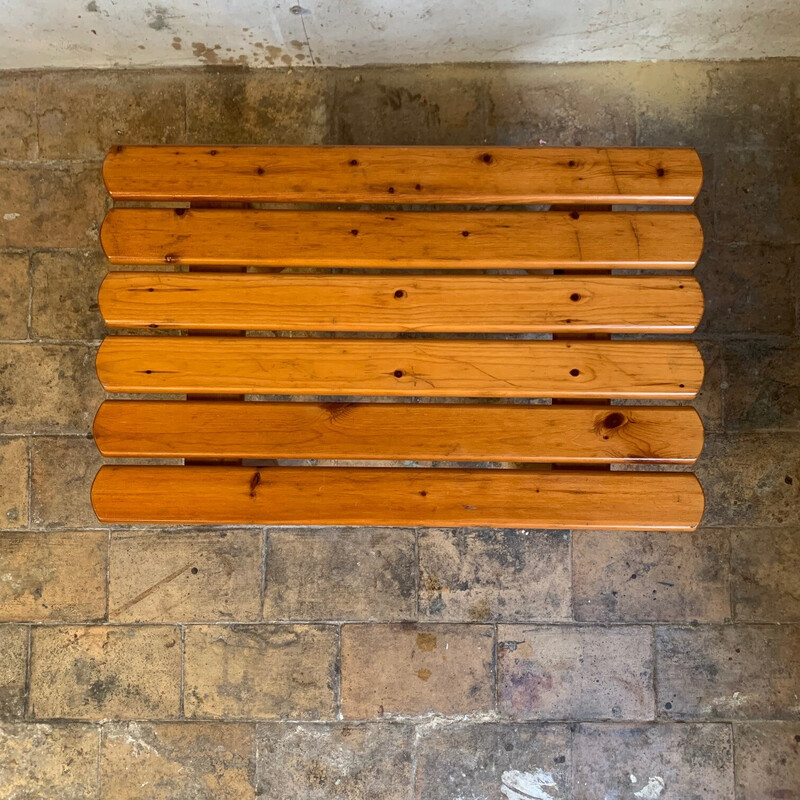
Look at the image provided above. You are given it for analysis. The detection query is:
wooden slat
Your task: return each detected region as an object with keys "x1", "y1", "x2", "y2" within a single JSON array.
[
  {"x1": 98, "y1": 273, "x2": 704, "y2": 334},
  {"x1": 91, "y1": 466, "x2": 705, "y2": 530},
  {"x1": 102, "y1": 146, "x2": 703, "y2": 205},
  {"x1": 93, "y1": 401, "x2": 704, "y2": 464},
  {"x1": 100, "y1": 209, "x2": 703, "y2": 270},
  {"x1": 95, "y1": 337, "x2": 704, "y2": 399}
]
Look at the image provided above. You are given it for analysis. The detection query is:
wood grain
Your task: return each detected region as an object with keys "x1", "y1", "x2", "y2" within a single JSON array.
[
  {"x1": 102, "y1": 146, "x2": 703, "y2": 205},
  {"x1": 100, "y1": 209, "x2": 703, "y2": 270},
  {"x1": 91, "y1": 466, "x2": 705, "y2": 529},
  {"x1": 98, "y1": 272, "x2": 704, "y2": 334},
  {"x1": 93, "y1": 401, "x2": 704, "y2": 464},
  {"x1": 95, "y1": 337, "x2": 704, "y2": 399}
]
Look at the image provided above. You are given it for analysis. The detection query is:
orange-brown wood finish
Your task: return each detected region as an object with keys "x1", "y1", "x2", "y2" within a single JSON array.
[
  {"x1": 93, "y1": 401, "x2": 704, "y2": 464},
  {"x1": 98, "y1": 272, "x2": 704, "y2": 334},
  {"x1": 100, "y1": 209, "x2": 703, "y2": 270},
  {"x1": 92, "y1": 144, "x2": 706, "y2": 530},
  {"x1": 102, "y1": 146, "x2": 703, "y2": 205},
  {"x1": 91, "y1": 466, "x2": 705, "y2": 530},
  {"x1": 95, "y1": 337, "x2": 704, "y2": 399}
]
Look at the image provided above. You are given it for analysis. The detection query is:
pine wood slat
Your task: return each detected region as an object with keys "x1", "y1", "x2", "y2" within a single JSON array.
[
  {"x1": 98, "y1": 272, "x2": 704, "y2": 334},
  {"x1": 91, "y1": 466, "x2": 705, "y2": 529},
  {"x1": 95, "y1": 337, "x2": 704, "y2": 399},
  {"x1": 100, "y1": 209, "x2": 703, "y2": 270},
  {"x1": 93, "y1": 401, "x2": 704, "y2": 464},
  {"x1": 102, "y1": 146, "x2": 703, "y2": 204}
]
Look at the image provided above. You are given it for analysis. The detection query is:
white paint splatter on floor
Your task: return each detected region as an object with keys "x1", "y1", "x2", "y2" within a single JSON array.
[
  {"x1": 633, "y1": 776, "x2": 666, "y2": 799},
  {"x1": 501, "y1": 768, "x2": 560, "y2": 800}
]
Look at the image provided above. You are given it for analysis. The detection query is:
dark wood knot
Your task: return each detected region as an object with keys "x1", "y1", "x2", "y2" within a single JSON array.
[{"x1": 603, "y1": 412, "x2": 626, "y2": 429}]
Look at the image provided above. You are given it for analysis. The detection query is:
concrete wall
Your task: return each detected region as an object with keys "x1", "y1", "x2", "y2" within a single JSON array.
[{"x1": 1, "y1": 0, "x2": 798, "y2": 70}]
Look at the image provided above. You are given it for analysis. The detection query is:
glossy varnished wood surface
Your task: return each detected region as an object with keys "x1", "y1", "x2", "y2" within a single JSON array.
[
  {"x1": 102, "y1": 146, "x2": 703, "y2": 204},
  {"x1": 95, "y1": 337, "x2": 705, "y2": 399},
  {"x1": 91, "y1": 466, "x2": 705, "y2": 529},
  {"x1": 93, "y1": 401, "x2": 704, "y2": 464},
  {"x1": 100, "y1": 209, "x2": 703, "y2": 270},
  {"x1": 99, "y1": 272, "x2": 704, "y2": 334},
  {"x1": 94, "y1": 144, "x2": 707, "y2": 530}
]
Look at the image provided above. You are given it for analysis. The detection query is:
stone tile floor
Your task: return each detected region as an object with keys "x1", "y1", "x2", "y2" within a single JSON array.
[{"x1": 0, "y1": 61, "x2": 798, "y2": 798}]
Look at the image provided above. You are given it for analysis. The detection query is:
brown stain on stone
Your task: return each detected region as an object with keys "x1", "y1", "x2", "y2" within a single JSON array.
[
  {"x1": 191, "y1": 42, "x2": 218, "y2": 63},
  {"x1": 416, "y1": 632, "x2": 437, "y2": 651},
  {"x1": 306, "y1": 760, "x2": 328, "y2": 786},
  {"x1": 423, "y1": 573, "x2": 442, "y2": 592},
  {"x1": 417, "y1": 668, "x2": 432, "y2": 682},
  {"x1": 468, "y1": 597, "x2": 491, "y2": 621},
  {"x1": 191, "y1": 41, "x2": 250, "y2": 66},
  {"x1": 266, "y1": 45, "x2": 282, "y2": 59}
]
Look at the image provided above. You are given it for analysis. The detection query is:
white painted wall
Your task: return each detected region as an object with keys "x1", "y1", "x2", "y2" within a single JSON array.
[{"x1": 1, "y1": 0, "x2": 797, "y2": 69}]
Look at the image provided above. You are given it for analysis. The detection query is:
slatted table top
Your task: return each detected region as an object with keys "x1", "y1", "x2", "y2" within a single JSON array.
[{"x1": 92, "y1": 145, "x2": 705, "y2": 529}]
